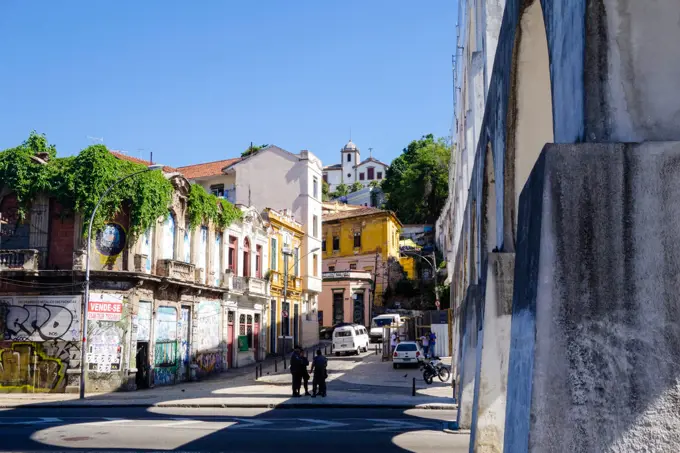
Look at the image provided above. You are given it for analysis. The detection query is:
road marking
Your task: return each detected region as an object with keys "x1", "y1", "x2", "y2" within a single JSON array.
[
  {"x1": 364, "y1": 419, "x2": 429, "y2": 432},
  {"x1": 229, "y1": 418, "x2": 274, "y2": 429},
  {"x1": 293, "y1": 418, "x2": 349, "y2": 431},
  {"x1": 153, "y1": 418, "x2": 204, "y2": 428},
  {"x1": 86, "y1": 418, "x2": 134, "y2": 426},
  {"x1": 12, "y1": 417, "x2": 62, "y2": 425}
]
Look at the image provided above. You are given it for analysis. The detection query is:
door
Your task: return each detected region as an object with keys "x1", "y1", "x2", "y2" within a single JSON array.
[
  {"x1": 293, "y1": 304, "x2": 299, "y2": 346},
  {"x1": 227, "y1": 311, "x2": 235, "y2": 368},
  {"x1": 135, "y1": 342, "x2": 149, "y2": 389},
  {"x1": 353, "y1": 292, "x2": 365, "y2": 326},
  {"x1": 254, "y1": 314, "x2": 261, "y2": 361},
  {"x1": 270, "y1": 300, "x2": 277, "y2": 354},
  {"x1": 178, "y1": 307, "x2": 191, "y2": 382},
  {"x1": 333, "y1": 292, "x2": 344, "y2": 325}
]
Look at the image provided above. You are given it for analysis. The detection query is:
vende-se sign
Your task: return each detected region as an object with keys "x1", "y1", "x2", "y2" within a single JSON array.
[{"x1": 88, "y1": 293, "x2": 124, "y2": 321}]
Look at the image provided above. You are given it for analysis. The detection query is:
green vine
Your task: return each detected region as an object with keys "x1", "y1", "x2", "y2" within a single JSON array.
[{"x1": 186, "y1": 184, "x2": 242, "y2": 229}]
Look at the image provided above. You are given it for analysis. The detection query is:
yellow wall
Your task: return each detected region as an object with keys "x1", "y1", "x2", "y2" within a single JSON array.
[{"x1": 399, "y1": 256, "x2": 416, "y2": 279}]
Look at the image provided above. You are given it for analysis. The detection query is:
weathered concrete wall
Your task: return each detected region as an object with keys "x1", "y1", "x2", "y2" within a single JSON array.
[
  {"x1": 456, "y1": 284, "x2": 482, "y2": 430},
  {"x1": 472, "y1": 252, "x2": 514, "y2": 453},
  {"x1": 506, "y1": 142, "x2": 680, "y2": 452}
]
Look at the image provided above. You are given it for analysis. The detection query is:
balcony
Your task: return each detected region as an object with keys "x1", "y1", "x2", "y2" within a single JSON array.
[
  {"x1": 156, "y1": 259, "x2": 196, "y2": 282},
  {"x1": 269, "y1": 270, "x2": 302, "y2": 291},
  {"x1": 227, "y1": 273, "x2": 268, "y2": 296},
  {"x1": 0, "y1": 249, "x2": 39, "y2": 271},
  {"x1": 322, "y1": 270, "x2": 373, "y2": 281}
]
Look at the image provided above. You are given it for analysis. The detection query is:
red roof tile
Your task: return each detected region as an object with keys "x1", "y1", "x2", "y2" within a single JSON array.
[
  {"x1": 109, "y1": 151, "x2": 178, "y2": 173},
  {"x1": 322, "y1": 206, "x2": 390, "y2": 222},
  {"x1": 177, "y1": 158, "x2": 242, "y2": 179}
]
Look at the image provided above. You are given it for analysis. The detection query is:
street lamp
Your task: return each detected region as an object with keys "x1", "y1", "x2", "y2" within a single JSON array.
[
  {"x1": 80, "y1": 164, "x2": 164, "y2": 399},
  {"x1": 403, "y1": 250, "x2": 440, "y2": 309},
  {"x1": 281, "y1": 246, "x2": 320, "y2": 356}
]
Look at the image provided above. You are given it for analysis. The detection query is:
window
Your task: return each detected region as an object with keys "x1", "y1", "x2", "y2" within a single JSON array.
[
  {"x1": 359, "y1": 173, "x2": 365, "y2": 181},
  {"x1": 183, "y1": 222, "x2": 191, "y2": 263},
  {"x1": 313, "y1": 177, "x2": 319, "y2": 199},
  {"x1": 313, "y1": 215, "x2": 318, "y2": 238},
  {"x1": 313, "y1": 254, "x2": 318, "y2": 277},
  {"x1": 162, "y1": 213, "x2": 176, "y2": 260},
  {"x1": 323, "y1": 173, "x2": 328, "y2": 183},
  {"x1": 377, "y1": 171, "x2": 383, "y2": 179},
  {"x1": 246, "y1": 314, "x2": 253, "y2": 348},
  {"x1": 270, "y1": 238, "x2": 278, "y2": 270},
  {"x1": 239, "y1": 314, "x2": 246, "y2": 336},
  {"x1": 396, "y1": 343, "x2": 418, "y2": 352},
  {"x1": 367, "y1": 167, "x2": 375, "y2": 179},
  {"x1": 349, "y1": 263, "x2": 357, "y2": 270},
  {"x1": 347, "y1": 173, "x2": 351, "y2": 178},
  {"x1": 322, "y1": 239, "x2": 326, "y2": 252},
  {"x1": 353, "y1": 231, "x2": 361, "y2": 248},
  {"x1": 332, "y1": 236, "x2": 340, "y2": 251},
  {"x1": 243, "y1": 238, "x2": 251, "y2": 277},
  {"x1": 256, "y1": 245, "x2": 262, "y2": 278},
  {"x1": 347, "y1": 154, "x2": 351, "y2": 162},
  {"x1": 210, "y1": 184, "x2": 225, "y2": 197},
  {"x1": 228, "y1": 236, "x2": 237, "y2": 271},
  {"x1": 328, "y1": 265, "x2": 335, "y2": 272},
  {"x1": 214, "y1": 233, "x2": 222, "y2": 286},
  {"x1": 294, "y1": 247, "x2": 300, "y2": 276}
]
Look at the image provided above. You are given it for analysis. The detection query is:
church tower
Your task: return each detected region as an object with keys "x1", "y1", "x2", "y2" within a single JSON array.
[{"x1": 341, "y1": 140, "x2": 360, "y2": 186}]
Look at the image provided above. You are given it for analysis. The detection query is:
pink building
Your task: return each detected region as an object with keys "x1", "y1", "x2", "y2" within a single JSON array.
[{"x1": 319, "y1": 270, "x2": 373, "y2": 327}]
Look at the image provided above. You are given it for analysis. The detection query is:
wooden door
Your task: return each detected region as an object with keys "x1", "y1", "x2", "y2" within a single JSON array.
[{"x1": 227, "y1": 311, "x2": 234, "y2": 368}]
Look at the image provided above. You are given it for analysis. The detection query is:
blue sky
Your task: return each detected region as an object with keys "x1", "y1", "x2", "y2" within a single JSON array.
[{"x1": 0, "y1": 1, "x2": 456, "y2": 168}]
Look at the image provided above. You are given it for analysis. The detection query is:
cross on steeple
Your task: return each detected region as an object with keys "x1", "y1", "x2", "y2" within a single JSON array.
[{"x1": 368, "y1": 147, "x2": 373, "y2": 158}]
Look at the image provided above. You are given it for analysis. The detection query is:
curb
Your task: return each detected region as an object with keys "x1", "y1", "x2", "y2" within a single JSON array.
[{"x1": 0, "y1": 402, "x2": 458, "y2": 410}]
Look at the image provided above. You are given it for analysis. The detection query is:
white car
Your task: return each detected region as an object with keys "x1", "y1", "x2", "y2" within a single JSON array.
[
  {"x1": 333, "y1": 324, "x2": 370, "y2": 356},
  {"x1": 392, "y1": 341, "x2": 423, "y2": 368}
]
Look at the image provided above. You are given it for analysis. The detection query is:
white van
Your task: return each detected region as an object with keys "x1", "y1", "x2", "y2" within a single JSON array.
[
  {"x1": 332, "y1": 324, "x2": 370, "y2": 356},
  {"x1": 369, "y1": 314, "x2": 402, "y2": 343}
]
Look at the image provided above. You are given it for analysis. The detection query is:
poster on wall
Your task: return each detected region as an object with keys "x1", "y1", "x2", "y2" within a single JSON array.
[{"x1": 88, "y1": 293, "x2": 124, "y2": 321}]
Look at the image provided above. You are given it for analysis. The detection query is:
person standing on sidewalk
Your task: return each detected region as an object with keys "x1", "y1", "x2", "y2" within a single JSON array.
[
  {"x1": 420, "y1": 332, "x2": 430, "y2": 358},
  {"x1": 300, "y1": 350, "x2": 311, "y2": 396},
  {"x1": 290, "y1": 346, "x2": 303, "y2": 397},
  {"x1": 310, "y1": 349, "x2": 328, "y2": 397},
  {"x1": 428, "y1": 331, "x2": 437, "y2": 359},
  {"x1": 390, "y1": 331, "x2": 398, "y2": 358}
]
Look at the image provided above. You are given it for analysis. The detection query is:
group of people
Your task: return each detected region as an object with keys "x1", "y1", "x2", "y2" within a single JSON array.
[
  {"x1": 419, "y1": 331, "x2": 437, "y2": 358},
  {"x1": 290, "y1": 346, "x2": 328, "y2": 398}
]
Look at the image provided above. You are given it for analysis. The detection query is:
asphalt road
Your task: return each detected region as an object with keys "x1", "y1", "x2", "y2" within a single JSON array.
[{"x1": 0, "y1": 407, "x2": 468, "y2": 452}]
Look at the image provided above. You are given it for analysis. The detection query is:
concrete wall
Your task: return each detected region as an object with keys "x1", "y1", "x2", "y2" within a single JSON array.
[{"x1": 507, "y1": 142, "x2": 680, "y2": 452}]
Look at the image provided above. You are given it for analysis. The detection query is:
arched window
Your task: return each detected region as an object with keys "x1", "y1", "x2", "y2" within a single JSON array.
[
  {"x1": 183, "y1": 221, "x2": 191, "y2": 263},
  {"x1": 162, "y1": 213, "x2": 176, "y2": 260},
  {"x1": 243, "y1": 237, "x2": 251, "y2": 277},
  {"x1": 142, "y1": 228, "x2": 153, "y2": 273}
]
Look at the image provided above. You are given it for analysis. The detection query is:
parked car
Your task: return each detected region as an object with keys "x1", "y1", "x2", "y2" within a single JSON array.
[
  {"x1": 320, "y1": 322, "x2": 354, "y2": 340},
  {"x1": 332, "y1": 324, "x2": 370, "y2": 356},
  {"x1": 392, "y1": 341, "x2": 423, "y2": 368}
]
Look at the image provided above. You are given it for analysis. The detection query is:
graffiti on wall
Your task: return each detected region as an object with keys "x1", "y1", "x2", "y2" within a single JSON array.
[
  {"x1": 177, "y1": 307, "x2": 190, "y2": 382},
  {"x1": 153, "y1": 306, "x2": 177, "y2": 385},
  {"x1": 137, "y1": 301, "x2": 152, "y2": 342},
  {"x1": 195, "y1": 301, "x2": 220, "y2": 352},
  {"x1": 0, "y1": 340, "x2": 81, "y2": 393},
  {"x1": 1, "y1": 296, "x2": 81, "y2": 342},
  {"x1": 195, "y1": 350, "x2": 224, "y2": 377}
]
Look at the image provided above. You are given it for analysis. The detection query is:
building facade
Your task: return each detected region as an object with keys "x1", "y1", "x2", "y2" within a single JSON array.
[
  {"x1": 179, "y1": 145, "x2": 322, "y2": 348},
  {"x1": 263, "y1": 208, "x2": 305, "y2": 353},
  {"x1": 319, "y1": 270, "x2": 373, "y2": 328},
  {"x1": 320, "y1": 203, "x2": 414, "y2": 324},
  {"x1": 0, "y1": 153, "x2": 271, "y2": 394},
  {"x1": 322, "y1": 141, "x2": 389, "y2": 193}
]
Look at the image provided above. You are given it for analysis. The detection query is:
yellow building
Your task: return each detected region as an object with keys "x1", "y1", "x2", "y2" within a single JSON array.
[
  {"x1": 264, "y1": 208, "x2": 304, "y2": 354},
  {"x1": 320, "y1": 204, "x2": 415, "y2": 321}
]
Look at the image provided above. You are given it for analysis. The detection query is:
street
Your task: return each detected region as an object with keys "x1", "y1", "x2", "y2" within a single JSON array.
[{"x1": 0, "y1": 407, "x2": 468, "y2": 452}]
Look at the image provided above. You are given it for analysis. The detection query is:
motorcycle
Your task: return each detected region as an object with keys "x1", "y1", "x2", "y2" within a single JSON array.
[{"x1": 420, "y1": 358, "x2": 451, "y2": 384}]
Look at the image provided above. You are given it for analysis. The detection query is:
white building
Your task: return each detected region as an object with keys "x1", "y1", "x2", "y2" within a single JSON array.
[
  {"x1": 178, "y1": 145, "x2": 323, "y2": 348},
  {"x1": 323, "y1": 140, "x2": 389, "y2": 193}
]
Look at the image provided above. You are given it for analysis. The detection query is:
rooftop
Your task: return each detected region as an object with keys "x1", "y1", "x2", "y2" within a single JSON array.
[
  {"x1": 322, "y1": 206, "x2": 392, "y2": 223},
  {"x1": 109, "y1": 151, "x2": 178, "y2": 173},
  {"x1": 176, "y1": 158, "x2": 242, "y2": 179}
]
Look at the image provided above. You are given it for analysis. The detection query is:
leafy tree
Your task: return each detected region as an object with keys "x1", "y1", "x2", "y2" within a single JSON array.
[
  {"x1": 241, "y1": 144, "x2": 269, "y2": 157},
  {"x1": 331, "y1": 183, "x2": 349, "y2": 199},
  {"x1": 369, "y1": 180, "x2": 382, "y2": 188},
  {"x1": 322, "y1": 180, "x2": 330, "y2": 201},
  {"x1": 349, "y1": 181, "x2": 364, "y2": 193},
  {"x1": 382, "y1": 134, "x2": 449, "y2": 224}
]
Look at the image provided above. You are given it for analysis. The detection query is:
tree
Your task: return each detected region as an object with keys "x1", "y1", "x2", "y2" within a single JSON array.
[
  {"x1": 322, "y1": 180, "x2": 330, "y2": 201},
  {"x1": 331, "y1": 183, "x2": 349, "y2": 199},
  {"x1": 382, "y1": 134, "x2": 449, "y2": 224},
  {"x1": 349, "y1": 181, "x2": 364, "y2": 193},
  {"x1": 241, "y1": 143, "x2": 269, "y2": 157}
]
